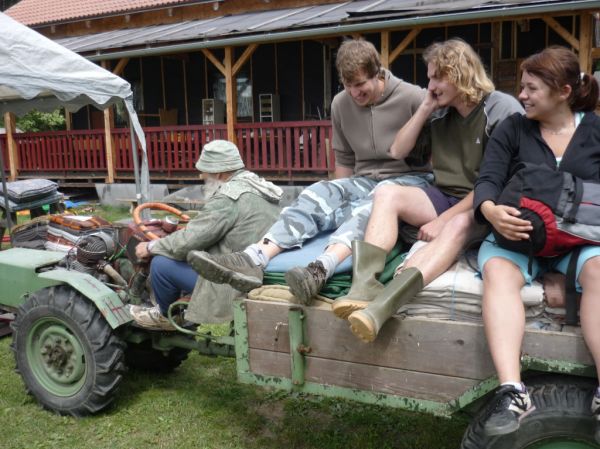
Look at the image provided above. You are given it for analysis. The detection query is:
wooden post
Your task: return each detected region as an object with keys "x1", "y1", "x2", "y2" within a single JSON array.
[
  {"x1": 381, "y1": 31, "x2": 390, "y2": 69},
  {"x1": 101, "y1": 61, "x2": 116, "y2": 183},
  {"x1": 65, "y1": 110, "x2": 72, "y2": 131},
  {"x1": 103, "y1": 107, "x2": 116, "y2": 183},
  {"x1": 224, "y1": 47, "x2": 237, "y2": 143},
  {"x1": 3, "y1": 112, "x2": 18, "y2": 181},
  {"x1": 389, "y1": 29, "x2": 420, "y2": 66},
  {"x1": 202, "y1": 45, "x2": 258, "y2": 143},
  {"x1": 579, "y1": 12, "x2": 593, "y2": 74}
]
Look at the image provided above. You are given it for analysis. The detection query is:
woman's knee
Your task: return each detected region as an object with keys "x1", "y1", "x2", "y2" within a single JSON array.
[
  {"x1": 481, "y1": 257, "x2": 522, "y2": 286},
  {"x1": 579, "y1": 255, "x2": 600, "y2": 289}
]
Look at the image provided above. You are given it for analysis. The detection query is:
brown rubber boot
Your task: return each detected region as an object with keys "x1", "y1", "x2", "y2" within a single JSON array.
[
  {"x1": 331, "y1": 240, "x2": 387, "y2": 319},
  {"x1": 347, "y1": 267, "x2": 423, "y2": 342}
]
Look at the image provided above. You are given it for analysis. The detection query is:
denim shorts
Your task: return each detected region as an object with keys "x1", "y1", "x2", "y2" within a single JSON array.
[{"x1": 478, "y1": 233, "x2": 600, "y2": 291}]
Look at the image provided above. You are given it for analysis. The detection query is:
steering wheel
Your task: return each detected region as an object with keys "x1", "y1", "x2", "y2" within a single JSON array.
[{"x1": 132, "y1": 202, "x2": 191, "y2": 241}]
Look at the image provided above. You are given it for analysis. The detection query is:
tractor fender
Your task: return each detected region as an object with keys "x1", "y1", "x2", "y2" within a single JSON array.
[{"x1": 38, "y1": 269, "x2": 132, "y2": 329}]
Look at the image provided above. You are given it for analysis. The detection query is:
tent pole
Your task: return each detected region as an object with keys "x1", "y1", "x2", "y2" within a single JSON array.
[
  {"x1": 129, "y1": 121, "x2": 142, "y2": 204},
  {"x1": 0, "y1": 138, "x2": 14, "y2": 247}
]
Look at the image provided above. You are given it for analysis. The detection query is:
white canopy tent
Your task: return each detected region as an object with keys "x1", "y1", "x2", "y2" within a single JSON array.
[{"x1": 0, "y1": 11, "x2": 150, "y2": 235}]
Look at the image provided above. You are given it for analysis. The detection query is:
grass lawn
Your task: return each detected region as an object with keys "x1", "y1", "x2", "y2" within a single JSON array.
[
  {"x1": 0, "y1": 203, "x2": 470, "y2": 448},
  {"x1": 0, "y1": 336, "x2": 469, "y2": 449}
]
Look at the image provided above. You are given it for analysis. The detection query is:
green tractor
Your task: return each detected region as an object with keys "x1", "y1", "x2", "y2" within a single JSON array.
[{"x1": 0, "y1": 205, "x2": 233, "y2": 417}]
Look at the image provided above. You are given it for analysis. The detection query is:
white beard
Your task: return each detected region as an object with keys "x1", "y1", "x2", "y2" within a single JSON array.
[{"x1": 202, "y1": 177, "x2": 223, "y2": 199}]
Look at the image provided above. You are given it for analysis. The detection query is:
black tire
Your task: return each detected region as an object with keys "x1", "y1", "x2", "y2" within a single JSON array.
[
  {"x1": 125, "y1": 339, "x2": 190, "y2": 373},
  {"x1": 11, "y1": 285, "x2": 126, "y2": 416},
  {"x1": 461, "y1": 376, "x2": 599, "y2": 448}
]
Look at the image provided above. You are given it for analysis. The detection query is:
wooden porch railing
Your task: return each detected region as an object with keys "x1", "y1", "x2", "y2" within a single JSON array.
[
  {"x1": 0, "y1": 134, "x2": 7, "y2": 174},
  {"x1": 235, "y1": 120, "x2": 333, "y2": 179},
  {"x1": 1, "y1": 120, "x2": 334, "y2": 183},
  {"x1": 13, "y1": 129, "x2": 106, "y2": 176}
]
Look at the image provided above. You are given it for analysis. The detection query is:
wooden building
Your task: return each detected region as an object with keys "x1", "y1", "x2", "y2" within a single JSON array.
[{"x1": 3, "y1": 0, "x2": 600, "y2": 186}]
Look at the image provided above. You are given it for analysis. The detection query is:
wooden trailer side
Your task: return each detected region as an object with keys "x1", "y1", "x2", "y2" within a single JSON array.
[{"x1": 235, "y1": 298, "x2": 594, "y2": 414}]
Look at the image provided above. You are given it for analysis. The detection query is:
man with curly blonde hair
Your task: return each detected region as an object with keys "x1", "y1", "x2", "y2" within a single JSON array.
[{"x1": 333, "y1": 38, "x2": 524, "y2": 342}]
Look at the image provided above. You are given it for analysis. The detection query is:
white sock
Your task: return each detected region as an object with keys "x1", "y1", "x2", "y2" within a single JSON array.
[
  {"x1": 501, "y1": 381, "x2": 526, "y2": 392},
  {"x1": 243, "y1": 244, "x2": 270, "y2": 268},
  {"x1": 315, "y1": 253, "x2": 339, "y2": 279}
]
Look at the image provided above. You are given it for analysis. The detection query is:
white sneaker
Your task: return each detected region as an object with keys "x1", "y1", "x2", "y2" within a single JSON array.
[{"x1": 129, "y1": 305, "x2": 179, "y2": 331}]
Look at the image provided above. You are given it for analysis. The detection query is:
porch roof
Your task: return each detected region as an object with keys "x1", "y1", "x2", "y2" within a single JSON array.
[
  {"x1": 50, "y1": 0, "x2": 600, "y2": 61},
  {"x1": 5, "y1": 0, "x2": 216, "y2": 27}
]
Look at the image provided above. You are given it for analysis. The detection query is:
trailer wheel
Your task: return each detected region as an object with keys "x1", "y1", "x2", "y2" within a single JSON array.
[
  {"x1": 11, "y1": 285, "x2": 126, "y2": 416},
  {"x1": 461, "y1": 377, "x2": 600, "y2": 449},
  {"x1": 125, "y1": 339, "x2": 190, "y2": 373}
]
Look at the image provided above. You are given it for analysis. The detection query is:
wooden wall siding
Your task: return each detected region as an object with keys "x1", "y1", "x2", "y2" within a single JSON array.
[{"x1": 243, "y1": 299, "x2": 593, "y2": 402}]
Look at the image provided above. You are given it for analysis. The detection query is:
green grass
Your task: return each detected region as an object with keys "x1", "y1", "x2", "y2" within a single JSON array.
[
  {"x1": 0, "y1": 337, "x2": 469, "y2": 449},
  {"x1": 0, "y1": 202, "x2": 470, "y2": 448}
]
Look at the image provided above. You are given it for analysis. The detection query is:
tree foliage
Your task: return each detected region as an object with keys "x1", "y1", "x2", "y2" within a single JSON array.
[{"x1": 16, "y1": 109, "x2": 66, "y2": 132}]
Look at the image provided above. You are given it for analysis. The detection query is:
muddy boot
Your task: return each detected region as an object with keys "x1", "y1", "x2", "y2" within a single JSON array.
[
  {"x1": 347, "y1": 267, "x2": 423, "y2": 342},
  {"x1": 187, "y1": 250, "x2": 263, "y2": 292},
  {"x1": 285, "y1": 261, "x2": 328, "y2": 306},
  {"x1": 331, "y1": 241, "x2": 387, "y2": 319}
]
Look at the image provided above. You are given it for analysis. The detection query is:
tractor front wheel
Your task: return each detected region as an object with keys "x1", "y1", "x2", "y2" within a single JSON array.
[{"x1": 11, "y1": 285, "x2": 126, "y2": 416}]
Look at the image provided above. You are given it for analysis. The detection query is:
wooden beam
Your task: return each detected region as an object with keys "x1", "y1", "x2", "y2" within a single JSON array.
[
  {"x1": 389, "y1": 28, "x2": 420, "y2": 65},
  {"x1": 224, "y1": 47, "x2": 237, "y2": 144},
  {"x1": 112, "y1": 57, "x2": 130, "y2": 76},
  {"x1": 542, "y1": 16, "x2": 579, "y2": 51},
  {"x1": 64, "y1": 110, "x2": 72, "y2": 131},
  {"x1": 579, "y1": 12, "x2": 593, "y2": 74},
  {"x1": 381, "y1": 31, "x2": 390, "y2": 69},
  {"x1": 182, "y1": 59, "x2": 189, "y2": 125},
  {"x1": 160, "y1": 56, "x2": 166, "y2": 109},
  {"x1": 3, "y1": 112, "x2": 18, "y2": 181},
  {"x1": 101, "y1": 61, "x2": 116, "y2": 183},
  {"x1": 103, "y1": 106, "x2": 116, "y2": 183},
  {"x1": 201, "y1": 48, "x2": 226, "y2": 75},
  {"x1": 232, "y1": 43, "x2": 258, "y2": 77}
]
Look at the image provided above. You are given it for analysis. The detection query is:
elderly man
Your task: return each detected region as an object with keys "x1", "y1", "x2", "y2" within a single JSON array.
[
  {"x1": 129, "y1": 139, "x2": 282, "y2": 330},
  {"x1": 187, "y1": 39, "x2": 431, "y2": 303}
]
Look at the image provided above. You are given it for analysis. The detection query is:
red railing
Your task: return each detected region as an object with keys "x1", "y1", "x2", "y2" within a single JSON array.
[
  {"x1": 13, "y1": 129, "x2": 106, "y2": 175},
  {"x1": 3, "y1": 121, "x2": 334, "y2": 182},
  {"x1": 235, "y1": 121, "x2": 333, "y2": 178},
  {"x1": 0, "y1": 134, "x2": 7, "y2": 174}
]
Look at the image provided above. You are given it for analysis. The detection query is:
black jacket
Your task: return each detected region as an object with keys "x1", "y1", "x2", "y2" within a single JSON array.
[{"x1": 474, "y1": 111, "x2": 600, "y2": 223}]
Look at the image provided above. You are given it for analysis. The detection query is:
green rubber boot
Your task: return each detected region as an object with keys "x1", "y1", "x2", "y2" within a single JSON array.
[
  {"x1": 347, "y1": 267, "x2": 423, "y2": 342},
  {"x1": 331, "y1": 240, "x2": 387, "y2": 319}
]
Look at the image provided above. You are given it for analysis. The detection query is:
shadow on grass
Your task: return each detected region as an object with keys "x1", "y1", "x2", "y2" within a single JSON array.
[{"x1": 111, "y1": 351, "x2": 469, "y2": 449}]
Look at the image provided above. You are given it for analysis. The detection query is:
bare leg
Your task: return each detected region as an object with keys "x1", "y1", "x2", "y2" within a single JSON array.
[
  {"x1": 481, "y1": 257, "x2": 526, "y2": 384},
  {"x1": 364, "y1": 185, "x2": 437, "y2": 252},
  {"x1": 578, "y1": 256, "x2": 600, "y2": 379},
  {"x1": 403, "y1": 212, "x2": 474, "y2": 285}
]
